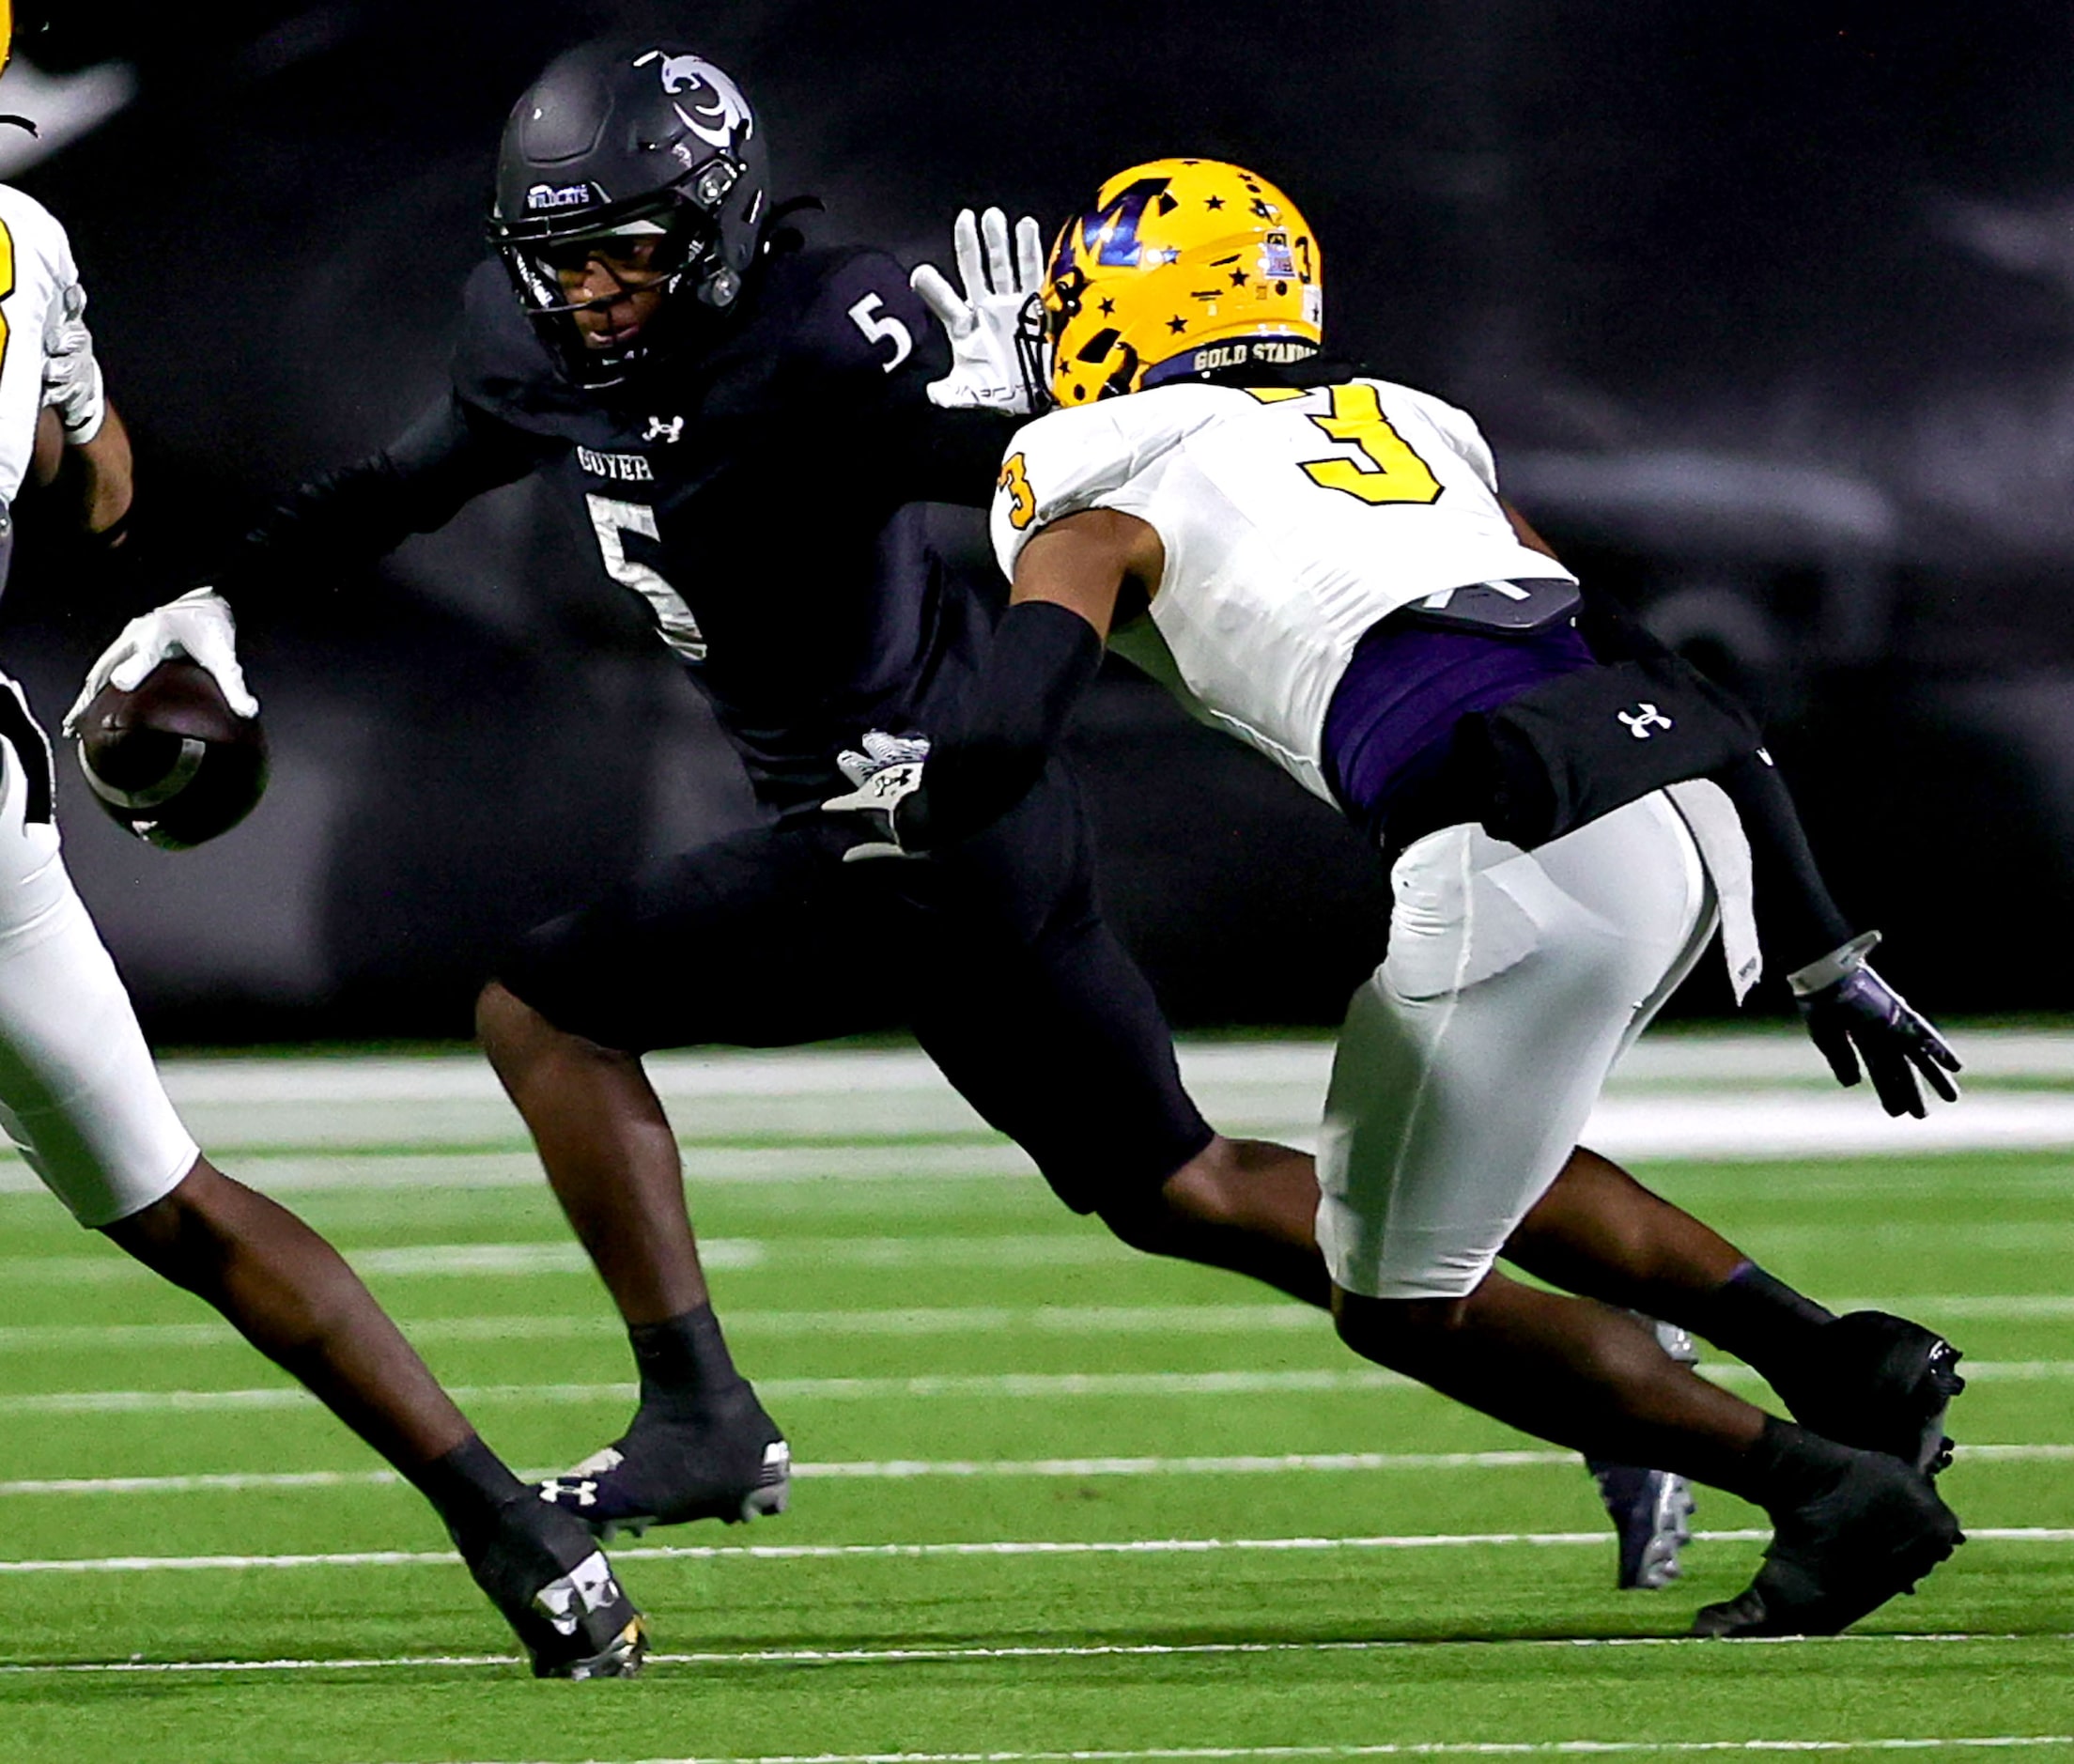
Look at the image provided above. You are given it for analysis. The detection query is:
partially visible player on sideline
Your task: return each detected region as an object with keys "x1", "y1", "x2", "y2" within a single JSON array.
[
  {"x1": 0, "y1": 13, "x2": 642, "y2": 1679},
  {"x1": 825, "y1": 159, "x2": 1967, "y2": 1638}
]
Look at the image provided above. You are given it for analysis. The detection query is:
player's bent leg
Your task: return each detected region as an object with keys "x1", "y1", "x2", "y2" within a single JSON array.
[
  {"x1": 1507, "y1": 1149, "x2": 1965, "y2": 1478},
  {"x1": 104, "y1": 1163, "x2": 647, "y2": 1677},
  {"x1": 1334, "y1": 1279, "x2": 1961, "y2": 1636},
  {"x1": 477, "y1": 981, "x2": 789, "y2": 1537},
  {"x1": 108, "y1": 1158, "x2": 476, "y2": 1466},
  {"x1": 474, "y1": 828, "x2": 890, "y2": 1539},
  {"x1": 476, "y1": 980, "x2": 709, "y2": 1325},
  {"x1": 1322, "y1": 799, "x2": 1960, "y2": 1630}
]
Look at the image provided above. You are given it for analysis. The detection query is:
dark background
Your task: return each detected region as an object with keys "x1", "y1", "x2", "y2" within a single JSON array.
[{"x1": 5, "y1": 0, "x2": 2070, "y2": 1038}]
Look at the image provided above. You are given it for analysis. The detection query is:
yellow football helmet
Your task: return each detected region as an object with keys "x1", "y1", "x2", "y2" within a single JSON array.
[{"x1": 1027, "y1": 159, "x2": 1323, "y2": 407}]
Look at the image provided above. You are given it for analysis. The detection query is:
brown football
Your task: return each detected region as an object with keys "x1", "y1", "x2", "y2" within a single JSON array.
[{"x1": 74, "y1": 658, "x2": 268, "y2": 849}]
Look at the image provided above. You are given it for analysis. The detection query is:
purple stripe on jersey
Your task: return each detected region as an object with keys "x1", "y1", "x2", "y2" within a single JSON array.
[{"x1": 1323, "y1": 616, "x2": 1595, "y2": 835}]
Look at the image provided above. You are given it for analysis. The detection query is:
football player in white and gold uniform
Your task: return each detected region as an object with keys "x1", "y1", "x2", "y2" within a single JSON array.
[
  {"x1": 828, "y1": 159, "x2": 1966, "y2": 1636},
  {"x1": 0, "y1": 4, "x2": 642, "y2": 1677}
]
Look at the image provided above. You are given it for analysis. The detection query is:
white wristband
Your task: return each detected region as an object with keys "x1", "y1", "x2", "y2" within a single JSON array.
[{"x1": 1788, "y1": 929, "x2": 1881, "y2": 998}]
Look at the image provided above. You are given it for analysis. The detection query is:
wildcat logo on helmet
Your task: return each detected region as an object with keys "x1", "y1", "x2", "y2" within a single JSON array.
[
  {"x1": 637, "y1": 50, "x2": 752, "y2": 152},
  {"x1": 1028, "y1": 159, "x2": 1323, "y2": 408},
  {"x1": 527, "y1": 183, "x2": 596, "y2": 212}
]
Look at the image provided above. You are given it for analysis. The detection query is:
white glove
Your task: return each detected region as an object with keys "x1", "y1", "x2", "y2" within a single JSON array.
[
  {"x1": 822, "y1": 730, "x2": 931, "y2": 862},
  {"x1": 41, "y1": 283, "x2": 105, "y2": 443},
  {"x1": 64, "y1": 588, "x2": 259, "y2": 735},
  {"x1": 909, "y1": 207, "x2": 1045, "y2": 414}
]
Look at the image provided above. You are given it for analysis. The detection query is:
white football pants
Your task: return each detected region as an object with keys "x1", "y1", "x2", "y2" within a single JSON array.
[
  {"x1": 1316, "y1": 789, "x2": 1718, "y2": 1301},
  {"x1": 0, "y1": 676, "x2": 197, "y2": 1228}
]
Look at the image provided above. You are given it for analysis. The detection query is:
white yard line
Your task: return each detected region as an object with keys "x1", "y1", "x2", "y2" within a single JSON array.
[
  {"x1": 6, "y1": 1360, "x2": 2074, "y2": 1417},
  {"x1": 4, "y1": 1443, "x2": 2068, "y2": 1502},
  {"x1": 0, "y1": 1033, "x2": 2068, "y2": 1168},
  {"x1": 8, "y1": 1085, "x2": 2074, "y2": 1179},
  {"x1": 11, "y1": 1213, "x2": 2074, "y2": 1288},
  {"x1": 5, "y1": 1634, "x2": 2074, "y2": 1689},
  {"x1": 2, "y1": 1292, "x2": 2070, "y2": 1357},
  {"x1": 3, "y1": 1527, "x2": 2071, "y2": 1575},
  {"x1": 0, "y1": 1235, "x2": 1154, "y2": 1284}
]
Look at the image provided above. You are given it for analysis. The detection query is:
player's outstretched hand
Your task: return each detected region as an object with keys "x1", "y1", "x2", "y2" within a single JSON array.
[
  {"x1": 823, "y1": 730, "x2": 931, "y2": 862},
  {"x1": 1791, "y1": 935, "x2": 1961, "y2": 1119},
  {"x1": 910, "y1": 207, "x2": 1045, "y2": 414},
  {"x1": 64, "y1": 587, "x2": 258, "y2": 735}
]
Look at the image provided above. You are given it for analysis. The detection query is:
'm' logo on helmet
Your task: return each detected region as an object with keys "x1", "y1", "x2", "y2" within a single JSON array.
[
  {"x1": 1080, "y1": 177, "x2": 1180, "y2": 269},
  {"x1": 1039, "y1": 159, "x2": 1323, "y2": 408},
  {"x1": 638, "y1": 50, "x2": 751, "y2": 152}
]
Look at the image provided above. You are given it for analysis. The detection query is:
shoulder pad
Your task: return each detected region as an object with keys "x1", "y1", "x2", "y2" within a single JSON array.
[{"x1": 774, "y1": 244, "x2": 948, "y2": 392}]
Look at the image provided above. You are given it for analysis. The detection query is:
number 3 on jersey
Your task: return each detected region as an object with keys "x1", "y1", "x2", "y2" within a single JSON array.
[
  {"x1": 1257, "y1": 383, "x2": 1443, "y2": 507},
  {"x1": 586, "y1": 494, "x2": 708, "y2": 661}
]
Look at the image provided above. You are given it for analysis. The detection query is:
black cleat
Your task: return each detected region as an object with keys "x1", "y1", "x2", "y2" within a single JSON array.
[
  {"x1": 1770, "y1": 1312, "x2": 1967, "y2": 1478},
  {"x1": 1691, "y1": 1449, "x2": 1962, "y2": 1638},
  {"x1": 458, "y1": 1493, "x2": 647, "y2": 1678},
  {"x1": 538, "y1": 1386, "x2": 790, "y2": 1540}
]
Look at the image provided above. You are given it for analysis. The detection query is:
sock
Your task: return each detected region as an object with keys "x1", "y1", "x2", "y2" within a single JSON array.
[
  {"x1": 404, "y1": 1432, "x2": 529, "y2": 1546},
  {"x1": 1720, "y1": 1416, "x2": 1856, "y2": 1512},
  {"x1": 629, "y1": 1303, "x2": 750, "y2": 1416},
  {"x1": 1703, "y1": 1262, "x2": 1835, "y2": 1373}
]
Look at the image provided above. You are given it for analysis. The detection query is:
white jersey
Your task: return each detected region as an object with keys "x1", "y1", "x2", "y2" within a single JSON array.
[
  {"x1": 0, "y1": 184, "x2": 82, "y2": 506},
  {"x1": 990, "y1": 377, "x2": 1574, "y2": 804}
]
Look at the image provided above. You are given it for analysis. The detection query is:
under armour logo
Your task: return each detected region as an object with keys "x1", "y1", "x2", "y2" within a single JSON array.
[
  {"x1": 643, "y1": 414, "x2": 685, "y2": 444},
  {"x1": 1617, "y1": 703, "x2": 1674, "y2": 739},
  {"x1": 540, "y1": 1478, "x2": 599, "y2": 1509}
]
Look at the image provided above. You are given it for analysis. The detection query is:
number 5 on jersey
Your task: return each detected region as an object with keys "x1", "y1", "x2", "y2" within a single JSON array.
[{"x1": 586, "y1": 494, "x2": 708, "y2": 661}]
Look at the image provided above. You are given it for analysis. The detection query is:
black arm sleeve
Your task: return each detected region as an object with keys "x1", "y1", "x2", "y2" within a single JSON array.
[
  {"x1": 1579, "y1": 585, "x2": 1858, "y2": 977},
  {"x1": 1712, "y1": 749, "x2": 1856, "y2": 978},
  {"x1": 895, "y1": 598, "x2": 1105, "y2": 849},
  {"x1": 212, "y1": 394, "x2": 553, "y2": 619}
]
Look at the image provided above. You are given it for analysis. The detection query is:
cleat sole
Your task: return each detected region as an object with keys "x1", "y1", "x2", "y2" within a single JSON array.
[
  {"x1": 541, "y1": 1614, "x2": 648, "y2": 1680},
  {"x1": 740, "y1": 1474, "x2": 790, "y2": 1522}
]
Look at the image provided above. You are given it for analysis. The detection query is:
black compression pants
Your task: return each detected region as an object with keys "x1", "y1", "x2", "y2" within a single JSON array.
[{"x1": 494, "y1": 763, "x2": 1213, "y2": 1213}]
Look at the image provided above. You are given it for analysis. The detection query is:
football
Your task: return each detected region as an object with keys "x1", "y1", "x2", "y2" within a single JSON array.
[{"x1": 73, "y1": 658, "x2": 269, "y2": 849}]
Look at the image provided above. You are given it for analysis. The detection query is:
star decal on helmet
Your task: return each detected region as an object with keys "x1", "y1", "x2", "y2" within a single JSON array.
[
  {"x1": 1166, "y1": 316, "x2": 1188, "y2": 333},
  {"x1": 1098, "y1": 297, "x2": 1117, "y2": 315},
  {"x1": 1204, "y1": 194, "x2": 1225, "y2": 210},
  {"x1": 1230, "y1": 268, "x2": 1249, "y2": 286}
]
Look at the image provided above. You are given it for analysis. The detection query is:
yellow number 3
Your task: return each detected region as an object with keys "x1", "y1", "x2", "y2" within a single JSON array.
[
  {"x1": 1298, "y1": 383, "x2": 1442, "y2": 506},
  {"x1": 998, "y1": 452, "x2": 1037, "y2": 531}
]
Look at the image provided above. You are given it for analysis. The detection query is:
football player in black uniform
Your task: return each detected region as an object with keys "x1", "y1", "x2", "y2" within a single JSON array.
[{"x1": 79, "y1": 40, "x2": 1948, "y2": 1598}]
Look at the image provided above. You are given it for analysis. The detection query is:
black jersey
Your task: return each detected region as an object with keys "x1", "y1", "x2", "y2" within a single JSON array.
[{"x1": 219, "y1": 238, "x2": 1010, "y2": 810}]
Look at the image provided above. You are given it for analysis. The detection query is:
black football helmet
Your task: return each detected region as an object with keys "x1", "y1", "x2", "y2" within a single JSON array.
[{"x1": 488, "y1": 39, "x2": 769, "y2": 391}]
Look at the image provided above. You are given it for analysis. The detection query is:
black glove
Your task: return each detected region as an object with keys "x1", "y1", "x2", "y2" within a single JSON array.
[{"x1": 1791, "y1": 934, "x2": 1961, "y2": 1119}]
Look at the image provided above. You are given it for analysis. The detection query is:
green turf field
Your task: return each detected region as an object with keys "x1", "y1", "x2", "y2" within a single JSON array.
[{"x1": 0, "y1": 1035, "x2": 2068, "y2": 1764}]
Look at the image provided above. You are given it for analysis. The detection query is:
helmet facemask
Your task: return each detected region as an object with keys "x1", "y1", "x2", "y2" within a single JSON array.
[{"x1": 491, "y1": 165, "x2": 751, "y2": 392}]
